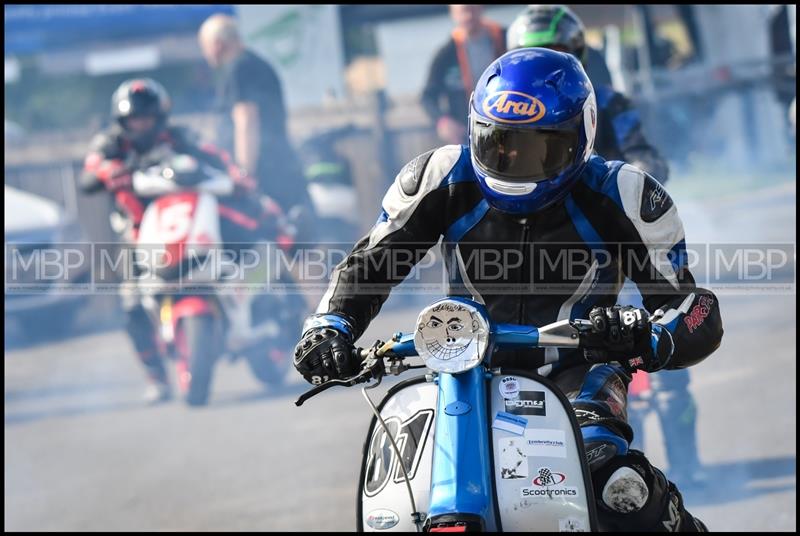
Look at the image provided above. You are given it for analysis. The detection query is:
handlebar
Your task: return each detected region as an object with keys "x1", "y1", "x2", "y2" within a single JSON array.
[
  {"x1": 132, "y1": 159, "x2": 234, "y2": 198},
  {"x1": 294, "y1": 339, "x2": 419, "y2": 406},
  {"x1": 295, "y1": 318, "x2": 603, "y2": 407}
]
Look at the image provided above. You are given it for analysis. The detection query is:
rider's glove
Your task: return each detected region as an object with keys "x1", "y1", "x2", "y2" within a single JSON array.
[
  {"x1": 581, "y1": 305, "x2": 674, "y2": 373},
  {"x1": 293, "y1": 314, "x2": 360, "y2": 385},
  {"x1": 230, "y1": 166, "x2": 258, "y2": 195}
]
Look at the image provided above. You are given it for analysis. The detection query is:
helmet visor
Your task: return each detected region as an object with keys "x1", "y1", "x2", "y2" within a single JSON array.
[{"x1": 471, "y1": 117, "x2": 581, "y2": 182}]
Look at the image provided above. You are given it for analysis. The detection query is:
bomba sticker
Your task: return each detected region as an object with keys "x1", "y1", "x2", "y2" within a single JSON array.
[{"x1": 504, "y1": 391, "x2": 546, "y2": 416}]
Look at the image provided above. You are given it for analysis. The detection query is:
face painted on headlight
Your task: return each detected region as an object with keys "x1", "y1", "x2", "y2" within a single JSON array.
[
  {"x1": 414, "y1": 299, "x2": 491, "y2": 374},
  {"x1": 417, "y1": 304, "x2": 479, "y2": 361}
]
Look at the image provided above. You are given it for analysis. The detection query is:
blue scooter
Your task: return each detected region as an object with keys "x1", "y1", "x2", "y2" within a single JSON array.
[{"x1": 297, "y1": 297, "x2": 606, "y2": 532}]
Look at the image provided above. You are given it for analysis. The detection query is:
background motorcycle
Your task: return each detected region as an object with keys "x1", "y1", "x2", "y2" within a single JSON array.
[{"x1": 129, "y1": 151, "x2": 303, "y2": 405}]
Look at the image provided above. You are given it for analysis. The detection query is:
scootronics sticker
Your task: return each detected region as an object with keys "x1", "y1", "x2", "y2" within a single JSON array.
[
  {"x1": 520, "y1": 467, "x2": 579, "y2": 499},
  {"x1": 499, "y1": 376, "x2": 520, "y2": 399},
  {"x1": 504, "y1": 391, "x2": 546, "y2": 416},
  {"x1": 524, "y1": 429, "x2": 567, "y2": 458},
  {"x1": 492, "y1": 411, "x2": 528, "y2": 436},
  {"x1": 498, "y1": 437, "x2": 528, "y2": 479},
  {"x1": 365, "y1": 509, "x2": 400, "y2": 530}
]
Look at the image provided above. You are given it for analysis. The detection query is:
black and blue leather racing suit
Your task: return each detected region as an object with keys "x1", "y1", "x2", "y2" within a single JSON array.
[{"x1": 311, "y1": 145, "x2": 722, "y2": 531}]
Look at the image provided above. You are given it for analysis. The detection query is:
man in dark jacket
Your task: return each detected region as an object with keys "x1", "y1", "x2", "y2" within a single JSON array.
[{"x1": 198, "y1": 13, "x2": 315, "y2": 239}]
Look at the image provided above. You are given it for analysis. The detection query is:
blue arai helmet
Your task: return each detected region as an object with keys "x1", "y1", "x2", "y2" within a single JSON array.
[{"x1": 469, "y1": 47, "x2": 597, "y2": 214}]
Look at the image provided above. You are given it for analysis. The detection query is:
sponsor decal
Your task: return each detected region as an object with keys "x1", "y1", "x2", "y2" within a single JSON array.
[
  {"x1": 574, "y1": 408, "x2": 601, "y2": 422},
  {"x1": 504, "y1": 391, "x2": 546, "y2": 416},
  {"x1": 398, "y1": 148, "x2": 435, "y2": 196},
  {"x1": 363, "y1": 409, "x2": 434, "y2": 497},
  {"x1": 640, "y1": 174, "x2": 674, "y2": 222},
  {"x1": 585, "y1": 444, "x2": 608, "y2": 465},
  {"x1": 492, "y1": 411, "x2": 528, "y2": 436},
  {"x1": 649, "y1": 184, "x2": 668, "y2": 212},
  {"x1": 499, "y1": 376, "x2": 520, "y2": 399},
  {"x1": 366, "y1": 509, "x2": 400, "y2": 530},
  {"x1": 684, "y1": 296, "x2": 714, "y2": 333},
  {"x1": 532, "y1": 467, "x2": 566, "y2": 486},
  {"x1": 520, "y1": 486, "x2": 578, "y2": 498},
  {"x1": 559, "y1": 517, "x2": 587, "y2": 532},
  {"x1": 662, "y1": 494, "x2": 681, "y2": 531},
  {"x1": 482, "y1": 91, "x2": 546, "y2": 124},
  {"x1": 524, "y1": 429, "x2": 567, "y2": 458},
  {"x1": 520, "y1": 467, "x2": 579, "y2": 499},
  {"x1": 498, "y1": 437, "x2": 528, "y2": 479}
]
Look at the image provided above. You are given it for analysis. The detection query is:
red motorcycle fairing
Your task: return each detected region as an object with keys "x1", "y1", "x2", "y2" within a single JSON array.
[
  {"x1": 148, "y1": 192, "x2": 199, "y2": 269},
  {"x1": 172, "y1": 296, "x2": 216, "y2": 326}
]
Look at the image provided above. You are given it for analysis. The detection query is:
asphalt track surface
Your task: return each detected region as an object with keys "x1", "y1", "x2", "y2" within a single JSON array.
[{"x1": 5, "y1": 182, "x2": 796, "y2": 531}]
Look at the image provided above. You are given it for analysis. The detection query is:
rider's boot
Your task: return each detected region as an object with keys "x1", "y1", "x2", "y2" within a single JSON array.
[
  {"x1": 571, "y1": 364, "x2": 635, "y2": 471},
  {"x1": 142, "y1": 374, "x2": 173, "y2": 404},
  {"x1": 125, "y1": 305, "x2": 172, "y2": 404}
]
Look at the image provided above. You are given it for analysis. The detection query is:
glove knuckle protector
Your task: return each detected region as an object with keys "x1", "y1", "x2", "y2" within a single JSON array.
[{"x1": 293, "y1": 323, "x2": 357, "y2": 384}]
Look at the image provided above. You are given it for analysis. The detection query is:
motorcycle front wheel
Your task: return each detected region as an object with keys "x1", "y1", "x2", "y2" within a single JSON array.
[{"x1": 176, "y1": 314, "x2": 220, "y2": 406}]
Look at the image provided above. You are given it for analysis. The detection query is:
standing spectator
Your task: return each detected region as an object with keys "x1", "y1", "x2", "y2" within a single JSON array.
[
  {"x1": 198, "y1": 14, "x2": 314, "y2": 229},
  {"x1": 421, "y1": 5, "x2": 505, "y2": 145},
  {"x1": 768, "y1": 5, "x2": 797, "y2": 141}
]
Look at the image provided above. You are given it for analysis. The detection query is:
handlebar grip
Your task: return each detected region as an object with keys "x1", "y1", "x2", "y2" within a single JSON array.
[{"x1": 295, "y1": 348, "x2": 382, "y2": 407}]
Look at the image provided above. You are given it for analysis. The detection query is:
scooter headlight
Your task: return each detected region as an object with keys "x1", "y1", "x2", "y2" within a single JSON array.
[{"x1": 413, "y1": 299, "x2": 490, "y2": 374}]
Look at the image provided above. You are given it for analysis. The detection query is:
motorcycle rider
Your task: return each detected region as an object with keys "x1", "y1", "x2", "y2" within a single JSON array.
[
  {"x1": 508, "y1": 4, "x2": 707, "y2": 488},
  {"x1": 293, "y1": 49, "x2": 722, "y2": 531},
  {"x1": 81, "y1": 78, "x2": 285, "y2": 403},
  {"x1": 507, "y1": 5, "x2": 669, "y2": 183}
]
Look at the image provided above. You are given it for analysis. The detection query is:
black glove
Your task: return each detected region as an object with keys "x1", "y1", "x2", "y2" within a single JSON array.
[
  {"x1": 293, "y1": 327, "x2": 360, "y2": 385},
  {"x1": 581, "y1": 305, "x2": 674, "y2": 373}
]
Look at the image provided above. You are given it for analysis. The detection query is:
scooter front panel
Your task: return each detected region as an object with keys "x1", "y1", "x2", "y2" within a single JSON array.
[
  {"x1": 490, "y1": 372, "x2": 597, "y2": 532},
  {"x1": 358, "y1": 377, "x2": 438, "y2": 532}
]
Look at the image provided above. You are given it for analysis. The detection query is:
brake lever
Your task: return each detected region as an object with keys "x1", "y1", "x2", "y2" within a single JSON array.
[
  {"x1": 569, "y1": 319, "x2": 594, "y2": 343},
  {"x1": 294, "y1": 377, "x2": 351, "y2": 407},
  {"x1": 294, "y1": 346, "x2": 386, "y2": 407}
]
